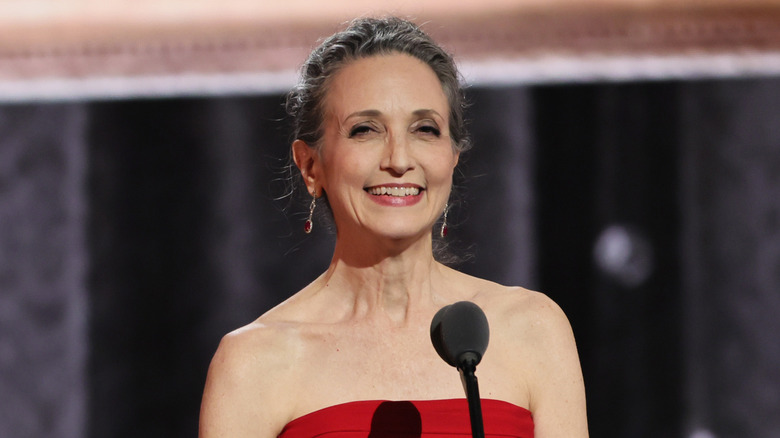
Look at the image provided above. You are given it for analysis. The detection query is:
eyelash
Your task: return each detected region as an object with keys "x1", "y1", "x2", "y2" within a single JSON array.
[
  {"x1": 347, "y1": 123, "x2": 441, "y2": 138},
  {"x1": 416, "y1": 125, "x2": 441, "y2": 137},
  {"x1": 349, "y1": 125, "x2": 375, "y2": 137}
]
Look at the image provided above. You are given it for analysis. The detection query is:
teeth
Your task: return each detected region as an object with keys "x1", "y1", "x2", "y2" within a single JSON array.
[{"x1": 368, "y1": 186, "x2": 420, "y2": 196}]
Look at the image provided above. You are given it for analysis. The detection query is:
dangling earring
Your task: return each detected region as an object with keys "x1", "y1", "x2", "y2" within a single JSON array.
[
  {"x1": 304, "y1": 195, "x2": 316, "y2": 234},
  {"x1": 440, "y1": 203, "x2": 449, "y2": 238}
]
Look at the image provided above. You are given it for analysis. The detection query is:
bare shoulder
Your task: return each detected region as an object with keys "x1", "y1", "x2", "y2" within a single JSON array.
[
  {"x1": 469, "y1": 284, "x2": 574, "y2": 367},
  {"x1": 471, "y1": 281, "x2": 589, "y2": 437},
  {"x1": 208, "y1": 318, "x2": 301, "y2": 387},
  {"x1": 441, "y1": 269, "x2": 573, "y2": 347},
  {"x1": 449, "y1": 271, "x2": 566, "y2": 328},
  {"x1": 483, "y1": 286, "x2": 572, "y2": 343},
  {"x1": 199, "y1": 315, "x2": 303, "y2": 437}
]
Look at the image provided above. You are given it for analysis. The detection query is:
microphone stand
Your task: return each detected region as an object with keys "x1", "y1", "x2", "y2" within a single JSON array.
[{"x1": 458, "y1": 352, "x2": 485, "y2": 438}]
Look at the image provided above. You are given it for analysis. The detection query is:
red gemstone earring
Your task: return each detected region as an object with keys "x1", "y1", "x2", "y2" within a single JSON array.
[
  {"x1": 304, "y1": 195, "x2": 316, "y2": 234},
  {"x1": 440, "y1": 203, "x2": 449, "y2": 238}
]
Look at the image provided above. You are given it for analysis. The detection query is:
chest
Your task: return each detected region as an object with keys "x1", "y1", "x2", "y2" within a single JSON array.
[
  {"x1": 292, "y1": 327, "x2": 521, "y2": 404},
  {"x1": 304, "y1": 329, "x2": 449, "y2": 389}
]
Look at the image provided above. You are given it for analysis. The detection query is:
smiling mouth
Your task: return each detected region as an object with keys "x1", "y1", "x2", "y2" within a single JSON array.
[{"x1": 366, "y1": 186, "x2": 421, "y2": 196}]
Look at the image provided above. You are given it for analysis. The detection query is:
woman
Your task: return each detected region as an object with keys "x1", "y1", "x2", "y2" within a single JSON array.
[{"x1": 200, "y1": 17, "x2": 588, "y2": 437}]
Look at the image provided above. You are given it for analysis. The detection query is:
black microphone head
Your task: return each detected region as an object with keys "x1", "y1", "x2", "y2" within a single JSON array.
[
  {"x1": 429, "y1": 301, "x2": 490, "y2": 369},
  {"x1": 430, "y1": 304, "x2": 453, "y2": 365}
]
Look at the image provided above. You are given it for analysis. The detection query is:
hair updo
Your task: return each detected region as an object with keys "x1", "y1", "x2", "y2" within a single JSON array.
[{"x1": 285, "y1": 16, "x2": 471, "y2": 153}]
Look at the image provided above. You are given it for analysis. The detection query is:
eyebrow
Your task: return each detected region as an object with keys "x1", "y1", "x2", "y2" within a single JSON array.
[
  {"x1": 345, "y1": 109, "x2": 382, "y2": 120},
  {"x1": 412, "y1": 109, "x2": 444, "y2": 120},
  {"x1": 344, "y1": 109, "x2": 444, "y2": 120}
]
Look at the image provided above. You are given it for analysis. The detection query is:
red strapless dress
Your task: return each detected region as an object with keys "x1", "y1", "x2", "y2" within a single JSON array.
[{"x1": 278, "y1": 398, "x2": 533, "y2": 437}]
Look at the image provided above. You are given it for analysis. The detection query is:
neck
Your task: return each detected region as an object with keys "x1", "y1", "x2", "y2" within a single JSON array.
[{"x1": 321, "y1": 233, "x2": 448, "y2": 325}]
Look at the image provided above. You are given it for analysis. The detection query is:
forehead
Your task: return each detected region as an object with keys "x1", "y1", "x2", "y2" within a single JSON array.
[{"x1": 324, "y1": 53, "x2": 449, "y2": 118}]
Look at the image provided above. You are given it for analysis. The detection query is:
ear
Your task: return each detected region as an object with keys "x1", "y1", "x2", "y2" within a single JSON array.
[{"x1": 292, "y1": 139, "x2": 320, "y2": 196}]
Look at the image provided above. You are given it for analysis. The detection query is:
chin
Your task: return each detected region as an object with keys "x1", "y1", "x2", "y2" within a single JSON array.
[{"x1": 371, "y1": 226, "x2": 431, "y2": 242}]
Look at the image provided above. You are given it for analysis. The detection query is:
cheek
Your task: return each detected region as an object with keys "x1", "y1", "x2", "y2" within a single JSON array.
[
  {"x1": 426, "y1": 152, "x2": 458, "y2": 182},
  {"x1": 321, "y1": 148, "x2": 370, "y2": 191}
]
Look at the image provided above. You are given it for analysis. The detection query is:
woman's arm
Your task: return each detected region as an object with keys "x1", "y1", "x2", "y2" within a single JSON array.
[
  {"x1": 526, "y1": 294, "x2": 589, "y2": 437},
  {"x1": 199, "y1": 327, "x2": 290, "y2": 438}
]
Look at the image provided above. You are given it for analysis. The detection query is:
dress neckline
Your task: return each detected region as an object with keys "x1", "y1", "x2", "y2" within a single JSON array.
[{"x1": 283, "y1": 398, "x2": 531, "y2": 430}]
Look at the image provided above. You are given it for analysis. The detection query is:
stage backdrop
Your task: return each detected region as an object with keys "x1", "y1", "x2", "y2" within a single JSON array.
[{"x1": 1, "y1": 77, "x2": 780, "y2": 438}]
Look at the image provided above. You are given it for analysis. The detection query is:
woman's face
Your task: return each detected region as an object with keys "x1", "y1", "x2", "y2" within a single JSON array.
[{"x1": 311, "y1": 53, "x2": 459, "y2": 242}]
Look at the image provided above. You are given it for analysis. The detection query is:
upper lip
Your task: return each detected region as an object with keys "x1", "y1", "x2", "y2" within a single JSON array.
[{"x1": 364, "y1": 183, "x2": 423, "y2": 190}]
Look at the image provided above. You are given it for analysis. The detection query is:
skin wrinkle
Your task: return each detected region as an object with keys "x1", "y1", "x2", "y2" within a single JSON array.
[
  {"x1": 309, "y1": 54, "x2": 457, "y2": 272},
  {"x1": 200, "y1": 20, "x2": 587, "y2": 437}
]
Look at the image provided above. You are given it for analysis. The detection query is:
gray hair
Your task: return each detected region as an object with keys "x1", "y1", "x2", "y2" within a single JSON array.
[
  {"x1": 285, "y1": 16, "x2": 471, "y2": 153},
  {"x1": 284, "y1": 17, "x2": 470, "y2": 263}
]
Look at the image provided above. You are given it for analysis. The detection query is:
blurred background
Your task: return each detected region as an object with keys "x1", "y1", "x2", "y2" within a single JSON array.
[{"x1": 2, "y1": 1, "x2": 780, "y2": 437}]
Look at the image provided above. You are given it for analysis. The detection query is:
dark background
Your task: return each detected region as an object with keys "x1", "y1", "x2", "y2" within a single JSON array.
[{"x1": 2, "y1": 77, "x2": 779, "y2": 437}]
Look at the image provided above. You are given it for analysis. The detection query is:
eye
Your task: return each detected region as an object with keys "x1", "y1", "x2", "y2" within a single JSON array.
[
  {"x1": 414, "y1": 123, "x2": 441, "y2": 137},
  {"x1": 348, "y1": 124, "x2": 378, "y2": 138}
]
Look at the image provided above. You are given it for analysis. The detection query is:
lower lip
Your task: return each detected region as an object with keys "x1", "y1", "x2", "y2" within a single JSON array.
[{"x1": 367, "y1": 191, "x2": 423, "y2": 207}]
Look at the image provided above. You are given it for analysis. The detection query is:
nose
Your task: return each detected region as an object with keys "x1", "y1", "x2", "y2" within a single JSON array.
[{"x1": 381, "y1": 134, "x2": 414, "y2": 175}]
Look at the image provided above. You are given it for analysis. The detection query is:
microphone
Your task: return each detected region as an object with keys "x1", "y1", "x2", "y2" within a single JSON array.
[
  {"x1": 430, "y1": 301, "x2": 490, "y2": 369},
  {"x1": 430, "y1": 301, "x2": 489, "y2": 438}
]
